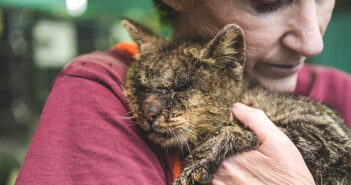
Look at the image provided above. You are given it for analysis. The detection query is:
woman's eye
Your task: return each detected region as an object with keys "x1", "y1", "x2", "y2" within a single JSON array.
[{"x1": 251, "y1": 0, "x2": 291, "y2": 13}]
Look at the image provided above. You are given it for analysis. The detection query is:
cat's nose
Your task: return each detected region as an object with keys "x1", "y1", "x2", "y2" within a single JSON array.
[{"x1": 143, "y1": 104, "x2": 162, "y2": 125}]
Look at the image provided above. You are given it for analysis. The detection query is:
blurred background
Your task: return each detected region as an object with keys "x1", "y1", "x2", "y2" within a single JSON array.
[{"x1": 0, "y1": 0, "x2": 350, "y2": 184}]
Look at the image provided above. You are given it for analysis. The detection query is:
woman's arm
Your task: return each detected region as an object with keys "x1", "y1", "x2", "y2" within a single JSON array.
[
  {"x1": 15, "y1": 52, "x2": 172, "y2": 185},
  {"x1": 211, "y1": 103, "x2": 315, "y2": 185}
]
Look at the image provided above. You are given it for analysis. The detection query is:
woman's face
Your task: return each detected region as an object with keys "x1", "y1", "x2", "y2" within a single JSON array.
[{"x1": 174, "y1": 0, "x2": 335, "y2": 92}]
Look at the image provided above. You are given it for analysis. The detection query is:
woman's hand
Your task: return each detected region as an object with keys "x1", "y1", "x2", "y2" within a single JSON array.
[{"x1": 210, "y1": 102, "x2": 315, "y2": 185}]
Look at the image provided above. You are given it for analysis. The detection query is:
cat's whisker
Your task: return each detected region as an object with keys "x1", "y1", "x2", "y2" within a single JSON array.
[
  {"x1": 179, "y1": 129, "x2": 194, "y2": 163},
  {"x1": 179, "y1": 129, "x2": 191, "y2": 150},
  {"x1": 182, "y1": 126, "x2": 195, "y2": 137},
  {"x1": 183, "y1": 122, "x2": 196, "y2": 130},
  {"x1": 186, "y1": 122, "x2": 196, "y2": 128},
  {"x1": 127, "y1": 121, "x2": 139, "y2": 127},
  {"x1": 175, "y1": 130, "x2": 185, "y2": 154},
  {"x1": 181, "y1": 124, "x2": 197, "y2": 143},
  {"x1": 171, "y1": 128, "x2": 184, "y2": 154},
  {"x1": 176, "y1": 123, "x2": 193, "y2": 136},
  {"x1": 165, "y1": 126, "x2": 179, "y2": 148},
  {"x1": 117, "y1": 116, "x2": 133, "y2": 120}
]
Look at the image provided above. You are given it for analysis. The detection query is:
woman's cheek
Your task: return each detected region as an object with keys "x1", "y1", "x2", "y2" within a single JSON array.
[{"x1": 244, "y1": 35, "x2": 268, "y2": 70}]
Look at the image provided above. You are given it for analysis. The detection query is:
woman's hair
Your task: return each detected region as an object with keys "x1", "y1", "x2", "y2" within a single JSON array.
[
  {"x1": 151, "y1": 0, "x2": 218, "y2": 37},
  {"x1": 152, "y1": 0, "x2": 179, "y2": 28}
]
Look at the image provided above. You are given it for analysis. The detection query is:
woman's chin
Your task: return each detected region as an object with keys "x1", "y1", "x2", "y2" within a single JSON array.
[{"x1": 255, "y1": 73, "x2": 298, "y2": 93}]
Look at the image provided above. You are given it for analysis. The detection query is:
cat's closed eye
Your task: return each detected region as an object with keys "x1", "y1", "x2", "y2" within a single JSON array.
[
  {"x1": 173, "y1": 73, "x2": 192, "y2": 92},
  {"x1": 174, "y1": 85, "x2": 188, "y2": 92}
]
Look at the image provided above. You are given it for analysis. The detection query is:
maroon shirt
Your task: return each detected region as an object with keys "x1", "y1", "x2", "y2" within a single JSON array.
[
  {"x1": 15, "y1": 47, "x2": 351, "y2": 185},
  {"x1": 294, "y1": 64, "x2": 351, "y2": 125}
]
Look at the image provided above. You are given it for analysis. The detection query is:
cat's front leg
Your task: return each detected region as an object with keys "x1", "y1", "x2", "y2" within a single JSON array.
[{"x1": 174, "y1": 125, "x2": 258, "y2": 185}]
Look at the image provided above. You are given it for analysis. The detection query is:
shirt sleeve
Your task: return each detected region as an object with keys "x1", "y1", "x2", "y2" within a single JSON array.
[
  {"x1": 295, "y1": 64, "x2": 351, "y2": 127},
  {"x1": 15, "y1": 51, "x2": 173, "y2": 185}
]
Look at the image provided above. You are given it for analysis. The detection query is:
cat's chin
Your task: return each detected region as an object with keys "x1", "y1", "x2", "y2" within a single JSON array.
[{"x1": 147, "y1": 131, "x2": 190, "y2": 148}]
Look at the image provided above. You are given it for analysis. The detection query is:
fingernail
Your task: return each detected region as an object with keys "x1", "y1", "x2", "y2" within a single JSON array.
[
  {"x1": 232, "y1": 102, "x2": 245, "y2": 110},
  {"x1": 232, "y1": 102, "x2": 246, "y2": 114}
]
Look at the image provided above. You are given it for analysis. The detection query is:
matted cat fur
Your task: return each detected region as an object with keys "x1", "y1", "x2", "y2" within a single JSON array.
[{"x1": 122, "y1": 19, "x2": 351, "y2": 185}]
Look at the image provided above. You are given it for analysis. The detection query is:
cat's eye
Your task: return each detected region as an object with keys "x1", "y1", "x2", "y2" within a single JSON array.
[
  {"x1": 173, "y1": 75, "x2": 190, "y2": 92},
  {"x1": 166, "y1": 92, "x2": 176, "y2": 108},
  {"x1": 250, "y1": 0, "x2": 292, "y2": 13},
  {"x1": 174, "y1": 85, "x2": 188, "y2": 92}
]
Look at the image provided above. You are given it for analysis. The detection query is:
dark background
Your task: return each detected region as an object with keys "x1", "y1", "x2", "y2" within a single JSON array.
[{"x1": 0, "y1": 0, "x2": 350, "y2": 184}]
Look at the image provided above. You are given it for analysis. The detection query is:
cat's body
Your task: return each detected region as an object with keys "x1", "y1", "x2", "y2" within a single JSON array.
[{"x1": 122, "y1": 19, "x2": 351, "y2": 185}]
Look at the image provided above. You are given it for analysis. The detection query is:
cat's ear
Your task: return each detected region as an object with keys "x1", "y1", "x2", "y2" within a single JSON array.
[
  {"x1": 200, "y1": 24, "x2": 245, "y2": 68},
  {"x1": 122, "y1": 18, "x2": 160, "y2": 52}
]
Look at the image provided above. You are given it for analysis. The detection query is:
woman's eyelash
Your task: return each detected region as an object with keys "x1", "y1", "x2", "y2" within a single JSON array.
[
  {"x1": 257, "y1": 1, "x2": 282, "y2": 13},
  {"x1": 251, "y1": 0, "x2": 292, "y2": 13}
]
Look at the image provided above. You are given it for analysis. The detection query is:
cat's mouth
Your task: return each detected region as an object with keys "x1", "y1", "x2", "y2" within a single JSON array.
[{"x1": 147, "y1": 130, "x2": 174, "y2": 139}]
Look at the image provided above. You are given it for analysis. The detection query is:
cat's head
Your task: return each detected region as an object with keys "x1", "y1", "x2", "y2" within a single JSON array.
[{"x1": 123, "y1": 19, "x2": 246, "y2": 148}]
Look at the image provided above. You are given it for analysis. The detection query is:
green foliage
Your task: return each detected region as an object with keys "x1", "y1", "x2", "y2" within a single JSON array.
[
  {"x1": 0, "y1": 153, "x2": 18, "y2": 185},
  {"x1": 309, "y1": 11, "x2": 351, "y2": 73}
]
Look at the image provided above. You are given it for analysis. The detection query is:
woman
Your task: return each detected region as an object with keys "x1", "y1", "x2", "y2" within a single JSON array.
[{"x1": 16, "y1": 0, "x2": 351, "y2": 184}]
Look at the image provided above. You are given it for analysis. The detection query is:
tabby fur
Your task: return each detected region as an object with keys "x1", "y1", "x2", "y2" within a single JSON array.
[{"x1": 122, "y1": 19, "x2": 351, "y2": 185}]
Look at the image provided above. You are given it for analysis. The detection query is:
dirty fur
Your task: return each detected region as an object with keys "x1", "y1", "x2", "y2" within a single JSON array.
[{"x1": 122, "y1": 19, "x2": 351, "y2": 185}]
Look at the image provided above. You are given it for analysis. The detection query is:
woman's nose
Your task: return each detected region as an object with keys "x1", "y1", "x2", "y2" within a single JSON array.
[{"x1": 282, "y1": 4, "x2": 324, "y2": 58}]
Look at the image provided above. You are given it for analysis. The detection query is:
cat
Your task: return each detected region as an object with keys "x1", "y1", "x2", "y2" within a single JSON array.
[{"x1": 122, "y1": 19, "x2": 351, "y2": 185}]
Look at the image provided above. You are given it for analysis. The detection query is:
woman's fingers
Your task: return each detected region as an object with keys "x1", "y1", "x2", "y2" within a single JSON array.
[{"x1": 210, "y1": 103, "x2": 316, "y2": 185}]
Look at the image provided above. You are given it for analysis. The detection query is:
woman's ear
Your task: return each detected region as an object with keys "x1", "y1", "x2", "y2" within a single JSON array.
[{"x1": 122, "y1": 18, "x2": 161, "y2": 52}]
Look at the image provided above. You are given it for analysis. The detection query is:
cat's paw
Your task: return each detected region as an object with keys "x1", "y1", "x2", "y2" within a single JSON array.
[
  {"x1": 192, "y1": 166, "x2": 211, "y2": 184},
  {"x1": 173, "y1": 176, "x2": 189, "y2": 185},
  {"x1": 173, "y1": 164, "x2": 212, "y2": 185}
]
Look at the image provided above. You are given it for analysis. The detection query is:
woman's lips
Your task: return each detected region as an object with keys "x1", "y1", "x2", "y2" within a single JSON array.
[{"x1": 255, "y1": 62, "x2": 304, "y2": 78}]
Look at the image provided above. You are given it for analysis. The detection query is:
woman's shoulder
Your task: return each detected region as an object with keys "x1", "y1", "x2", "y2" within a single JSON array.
[
  {"x1": 60, "y1": 43, "x2": 136, "y2": 88},
  {"x1": 16, "y1": 43, "x2": 175, "y2": 185},
  {"x1": 295, "y1": 64, "x2": 351, "y2": 126},
  {"x1": 52, "y1": 43, "x2": 137, "y2": 107}
]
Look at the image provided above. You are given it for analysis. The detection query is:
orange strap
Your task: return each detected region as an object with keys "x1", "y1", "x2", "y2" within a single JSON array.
[
  {"x1": 173, "y1": 150, "x2": 182, "y2": 182},
  {"x1": 112, "y1": 42, "x2": 139, "y2": 55},
  {"x1": 112, "y1": 42, "x2": 182, "y2": 182}
]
